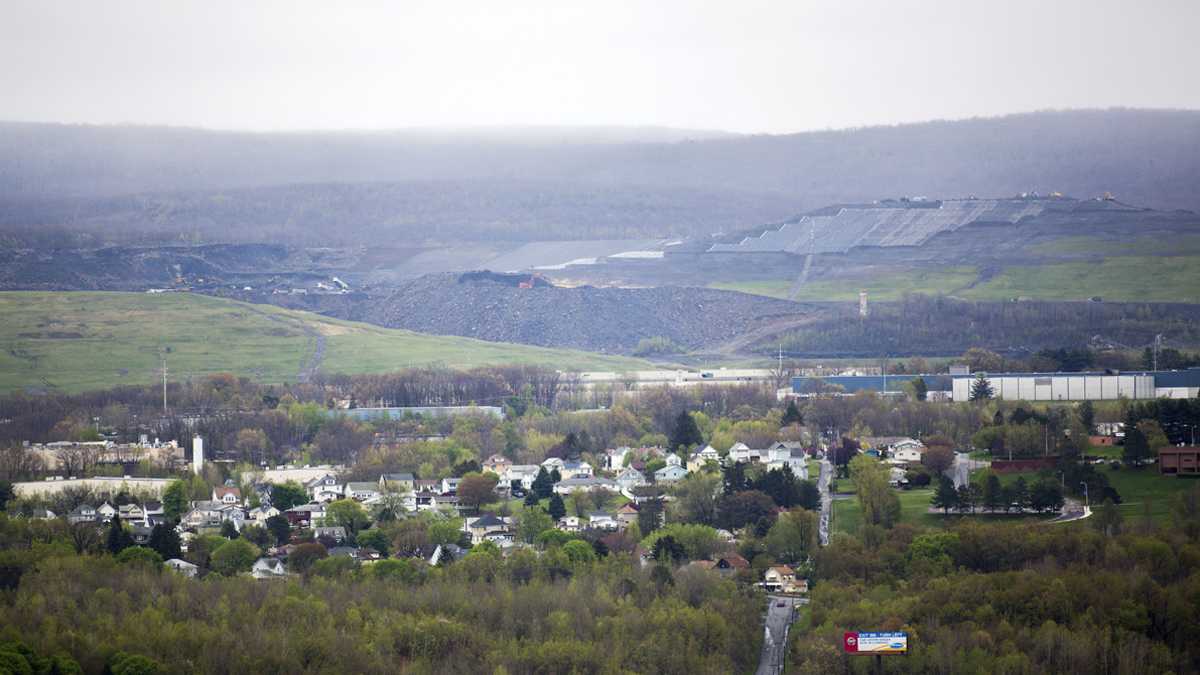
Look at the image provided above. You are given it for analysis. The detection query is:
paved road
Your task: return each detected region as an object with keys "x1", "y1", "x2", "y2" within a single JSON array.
[
  {"x1": 818, "y1": 458, "x2": 833, "y2": 546},
  {"x1": 756, "y1": 595, "x2": 798, "y2": 675}
]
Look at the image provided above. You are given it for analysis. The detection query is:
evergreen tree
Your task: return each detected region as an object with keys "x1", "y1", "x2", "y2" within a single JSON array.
[
  {"x1": 638, "y1": 498, "x2": 664, "y2": 535},
  {"x1": 547, "y1": 494, "x2": 566, "y2": 520},
  {"x1": 106, "y1": 517, "x2": 132, "y2": 555},
  {"x1": 668, "y1": 411, "x2": 703, "y2": 452},
  {"x1": 969, "y1": 373, "x2": 994, "y2": 401},
  {"x1": 955, "y1": 484, "x2": 976, "y2": 513},
  {"x1": 265, "y1": 514, "x2": 291, "y2": 546},
  {"x1": 531, "y1": 467, "x2": 554, "y2": 500},
  {"x1": 722, "y1": 461, "x2": 750, "y2": 496},
  {"x1": 523, "y1": 490, "x2": 540, "y2": 507},
  {"x1": 1011, "y1": 476, "x2": 1031, "y2": 512},
  {"x1": 220, "y1": 520, "x2": 240, "y2": 539},
  {"x1": 148, "y1": 524, "x2": 182, "y2": 560},
  {"x1": 781, "y1": 400, "x2": 804, "y2": 426},
  {"x1": 1123, "y1": 417, "x2": 1151, "y2": 467},
  {"x1": 550, "y1": 468, "x2": 562, "y2": 484},
  {"x1": 1093, "y1": 498, "x2": 1123, "y2": 536},
  {"x1": 1078, "y1": 400, "x2": 1096, "y2": 434},
  {"x1": 931, "y1": 476, "x2": 958, "y2": 514},
  {"x1": 911, "y1": 377, "x2": 928, "y2": 402},
  {"x1": 982, "y1": 473, "x2": 1004, "y2": 512}
]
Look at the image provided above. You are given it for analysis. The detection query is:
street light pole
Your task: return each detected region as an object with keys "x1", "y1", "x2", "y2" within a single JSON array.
[{"x1": 1080, "y1": 481, "x2": 1089, "y2": 511}]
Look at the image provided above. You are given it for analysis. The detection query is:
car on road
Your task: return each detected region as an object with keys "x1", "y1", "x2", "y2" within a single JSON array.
[{"x1": 776, "y1": 601, "x2": 786, "y2": 607}]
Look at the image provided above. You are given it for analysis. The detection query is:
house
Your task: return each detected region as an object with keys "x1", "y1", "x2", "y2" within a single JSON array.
[
  {"x1": 713, "y1": 554, "x2": 750, "y2": 577},
  {"x1": 727, "y1": 442, "x2": 758, "y2": 463},
  {"x1": 181, "y1": 501, "x2": 229, "y2": 530},
  {"x1": 68, "y1": 504, "x2": 97, "y2": 524},
  {"x1": 252, "y1": 557, "x2": 288, "y2": 579},
  {"x1": 413, "y1": 489, "x2": 439, "y2": 511},
  {"x1": 687, "y1": 445, "x2": 721, "y2": 472},
  {"x1": 616, "y1": 467, "x2": 648, "y2": 490},
  {"x1": 464, "y1": 513, "x2": 511, "y2": 544},
  {"x1": 557, "y1": 516, "x2": 583, "y2": 532},
  {"x1": 654, "y1": 464, "x2": 689, "y2": 484},
  {"x1": 561, "y1": 459, "x2": 594, "y2": 479},
  {"x1": 605, "y1": 447, "x2": 631, "y2": 470},
  {"x1": 314, "y1": 526, "x2": 347, "y2": 544},
  {"x1": 553, "y1": 477, "x2": 618, "y2": 495},
  {"x1": 616, "y1": 502, "x2": 639, "y2": 528},
  {"x1": 862, "y1": 436, "x2": 924, "y2": 460},
  {"x1": 761, "y1": 565, "x2": 807, "y2": 594},
  {"x1": 379, "y1": 473, "x2": 415, "y2": 492},
  {"x1": 249, "y1": 505, "x2": 281, "y2": 524},
  {"x1": 427, "y1": 543, "x2": 465, "y2": 566},
  {"x1": 118, "y1": 503, "x2": 145, "y2": 522},
  {"x1": 345, "y1": 482, "x2": 381, "y2": 502},
  {"x1": 766, "y1": 443, "x2": 810, "y2": 478},
  {"x1": 142, "y1": 501, "x2": 164, "y2": 519},
  {"x1": 504, "y1": 465, "x2": 540, "y2": 490},
  {"x1": 306, "y1": 474, "x2": 343, "y2": 502},
  {"x1": 482, "y1": 454, "x2": 512, "y2": 475},
  {"x1": 441, "y1": 477, "x2": 462, "y2": 495},
  {"x1": 588, "y1": 512, "x2": 618, "y2": 530},
  {"x1": 327, "y1": 546, "x2": 360, "y2": 559},
  {"x1": 888, "y1": 467, "x2": 908, "y2": 487},
  {"x1": 96, "y1": 502, "x2": 117, "y2": 522},
  {"x1": 284, "y1": 503, "x2": 327, "y2": 528},
  {"x1": 541, "y1": 457, "x2": 565, "y2": 473},
  {"x1": 212, "y1": 486, "x2": 242, "y2": 505},
  {"x1": 130, "y1": 524, "x2": 154, "y2": 546},
  {"x1": 165, "y1": 558, "x2": 199, "y2": 578}
]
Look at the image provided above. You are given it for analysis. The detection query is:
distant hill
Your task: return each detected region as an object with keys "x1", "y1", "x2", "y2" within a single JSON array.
[{"x1": 1, "y1": 109, "x2": 1198, "y2": 246}]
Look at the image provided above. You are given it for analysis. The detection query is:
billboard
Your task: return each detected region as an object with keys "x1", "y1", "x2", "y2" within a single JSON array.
[{"x1": 843, "y1": 631, "x2": 907, "y2": 654}]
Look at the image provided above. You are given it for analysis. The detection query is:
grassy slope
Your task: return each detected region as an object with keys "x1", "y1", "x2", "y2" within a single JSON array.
[
  {"x1": 711, "y1": 267, "x2": 978, "y2": 302},
  {"x1": 0, "y1": 292, "x2": 649, "y2": 394},
  {"x1": 960, "y1": 255, "x2": 1200, "y2": 303}
]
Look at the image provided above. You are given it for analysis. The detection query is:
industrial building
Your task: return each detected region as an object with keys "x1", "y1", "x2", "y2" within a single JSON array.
[{"x1": 791, "y1": 367, "x2": 1200, "y2": 402}]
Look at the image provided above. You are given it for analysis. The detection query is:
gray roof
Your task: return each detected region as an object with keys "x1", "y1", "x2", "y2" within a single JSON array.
[{"x1": 470, "y1": 513, "x2": 506, "y2": 528}]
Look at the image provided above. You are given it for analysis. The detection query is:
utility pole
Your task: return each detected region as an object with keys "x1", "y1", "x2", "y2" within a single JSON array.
[
  {"x1": 161, "y1": 354, "x2": 168, "y2": 413},
  {"x1": 1153, "y1": 334, "x2": 1163, "y2": 371}
]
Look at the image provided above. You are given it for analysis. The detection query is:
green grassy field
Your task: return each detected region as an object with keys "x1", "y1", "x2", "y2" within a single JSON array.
[
  {"x1": 0, "y1": 292, "x2": 650, "y2": 394},
  {"x1": 960, "y1": 255, "x2": 1200, "y2": 303},
  {"x1": 1030, "y1": 234, "x2": 1200, "y2": 257},
  {"x1": 711, "y1": 267, "x2": 979, "y2": 302},
  {"x1": 989, "y1": 465, "x2": 1200, "y2": 524}
]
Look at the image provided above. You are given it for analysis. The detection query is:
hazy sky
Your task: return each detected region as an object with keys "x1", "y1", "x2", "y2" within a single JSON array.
[{"x1": 2, "y1": 0, "x2": 1197, "y2": 134}]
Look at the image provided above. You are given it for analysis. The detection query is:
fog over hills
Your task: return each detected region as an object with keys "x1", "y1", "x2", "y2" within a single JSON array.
[{"x1": 1, "y1": 109, "x2": 1198, "y2": 247}]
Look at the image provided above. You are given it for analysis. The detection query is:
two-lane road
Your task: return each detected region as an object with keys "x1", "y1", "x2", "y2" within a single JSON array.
[{"x1": 756, "y1": 595, "x2": 798, "y2": 675}]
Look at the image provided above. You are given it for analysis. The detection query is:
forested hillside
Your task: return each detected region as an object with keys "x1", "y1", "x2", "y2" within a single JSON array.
[{"x1": 2, "y1": 109, "x2": 1198, "y2": 246}]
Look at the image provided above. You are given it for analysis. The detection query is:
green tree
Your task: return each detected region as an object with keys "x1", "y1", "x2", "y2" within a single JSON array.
[
  {"x1": 1123, "y1": 418, "x2": 1151, "y2": 467},
  {"x1": 931, "y1": 476, "x2": 958, "y2": 514},
  {"x1": 1093, "y1": 498, "x2": 1123, "y2": 536},
  {"x1": 1030, "y1": 478, "x2": 1065, "y2": 513},
  {"x1": 517, "y1": 506, "x2": 554, "y2": 544},
  {"x1": 325, "y1": 499, "x2": 370, "y2": 535},
  {"x1": 781, "y1": 400, "x2": 804, "y2": 426},
  {"x1": 457, "y1": 472, "x2": 500, "y2": 510},
  {"x1": 638, "y1": 498, "x2": 664, "y2": 534},
  {"x1": 1137, "y1": 419, "x2": 1170, "y2": 459},
  {"x1": 909, "y1": 377, "x2": 928, "y2": 402},
  {"x1": 764, "y1": 509, "x2": 818, "y2": 563},
  {"x1": 357, "y1": 528, "x2": 391, "y2": 557},
  {"x1": 531, "y1": 467, "x2": 554, "y2": 500},
  {"x1": 106, "y1": 517, "x2": 133, "y2": 555},
  {"x1": 849, "y1": 455, "x2": 900, "y2": 528},
  {"x1": 115, "y1": 546, "x2": 163, "y2": 568},
  {"x1": 109, "y1": 652, "x2": 162, "y2": 675},
  {"x1": 669, "y1": 410, "x2": 704, "y2": 452},
  {"x1": 148, "y1": 524, "x2": 181, "y2": 560},
  {"x1": 562, "y1": 539, "x2": 597, "y2": 566},
  {"x1": 969, "y1": 373, "x2": 994, "y2": 401},
  {"x1": 161, "y1": 480, "x2": 189, "y2": 523},
  {"x1": 265, "y1": 514, "x2": 291, "y2": 546},
  {"x1": 547, "y1": 494, "x2": 567, "y2": 521},
  {"x1": 1078, "y1": 400, "x2": 1096, "y2": 434},
  {"x1": 428, "y1": 518, "x2": 464, "y2": 547},
  {"x1": 209, "y1": 539, "x2": 260, "y2": 576},
  {"x1": 287, "y1": 542, "x2": 327, "y2": 574},
  {"x1": 270, "y1": 481, "x2": 309, "y2": 510},
  {"x1": 982, "y1": 473, "x2": 1003, "y2": 512},
  {"x1": 220, "y1": 520, "x2": 240, "y2": 539}
]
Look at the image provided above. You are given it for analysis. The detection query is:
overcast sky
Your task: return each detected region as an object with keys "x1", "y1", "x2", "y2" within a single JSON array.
[{"x1": 2, "y1": 0, "x2": 1197, "y2": 135}]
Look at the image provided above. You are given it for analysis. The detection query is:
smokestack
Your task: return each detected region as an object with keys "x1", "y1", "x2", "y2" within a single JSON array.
[
  {"x1": 192, "y1": 436, "x2": 204, "y2": 475},
  {"x1": 859, "y1": 291, "x2": 869, "y2": 317}
]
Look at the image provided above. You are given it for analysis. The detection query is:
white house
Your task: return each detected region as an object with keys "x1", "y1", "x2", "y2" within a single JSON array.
[
  {"x1": 249, "y1": 505, "x2": 280, "y2": 524},
  {"x1": 540, "y1": 457, "x2": 565, "y2": 473},
  {"x1": 482, "y1": 453, "x2": 512, "y2": 475},
  {"x1": 890, "y1": 439, "x2": 926, "y2": 463},
  {"x1": 505, "y1": 465, "x2": 541, "y2": 490},
  {"x1": 212, "y1": 486, "x2": 242, "y2": 505},
  {"x1": 553, "y1": 477, "x2": 618, "y2": 495},
  {"x1": 587, "y1": 512, "x2": 618, "y2": 530},
  {"x1": 165, "y1": 558, "x2": 199, "y2": 578},
  {"x1": 441, "y1": 477, "x2": 462, "y2": 495},
  {"x1": 562, "y1": 459, "x2": 594, "y2": 479},
  {"x1": 251, "y1": 557, "x2": 288, "y2": 579},
  {"x1": 654, "y1": 464, "x2": 689, "y2": 483},
  {"x1": 464, "y1": 513, "x2": 512, "y2": 544},
  {"x1": 766, "y1": 443, "x2": 809, "y2": 479},
  {"x1": 306, "y1": 475, "x2": 343, "y2": 502},
  {"x1": 96, "y1": 502, "x2": 117, "y2": 522},
  {"x1": 345, "y1": 482, "x2": 381, "y2": 502},
  {"x1": 605, "y1": 447, "x2": 631, "y2": 470},
  {"x1": 616, "y1": 466, "x2": 648, "y2": 490},
  {"x1": 687, "y1": 445, "x2": 721, "y2": 472},
  {"x1": 557, "y1": 515, "x2": 583, "y2": 532}
]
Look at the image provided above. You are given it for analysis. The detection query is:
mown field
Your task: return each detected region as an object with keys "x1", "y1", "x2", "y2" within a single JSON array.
[
  {"x1": 0, "y1": 292, "x2": 650, "y2": 394},
  {"x1": 714, "y1": 253, "x2": 1200, "y2": 304}
]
